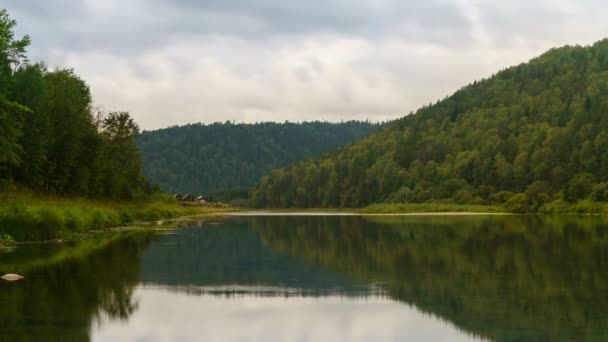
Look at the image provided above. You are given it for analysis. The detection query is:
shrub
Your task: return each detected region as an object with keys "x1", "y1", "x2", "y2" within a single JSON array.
[
  {"x1": 564, "y1": 173, "x2": 595, "y2": 202},
  {"x1": 490, "y1": 191, "x2": 516, "y2": 204},
  {"x1": 452, "y1": 190, "x2": 473, "y2": 204},
  {"x1": 525, "y1": 181, "x2": 552, "y2": 204},
  {"x1": 386, "y1": 186, "x2": 413, "y2": 203},
  {"x1": 0, "y1": 233, "x2": 15, "y2": 245},
  {"x1": 505, "y1": 193, "x2": 535, "y2": 213}
]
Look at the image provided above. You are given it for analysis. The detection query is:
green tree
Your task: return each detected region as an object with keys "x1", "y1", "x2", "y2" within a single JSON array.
[
  {"x1": 95, "y1": 112, "x2": 146, "y2": 199},
  {"x1": 564, "y1": 173, "x2": 595, "y2": 202},
  {"x1": 10, "y1": 64, "x2": 49, "y2": 187},
  {"x1": 0, "y1": 9, "x2": 30, "y2": 97},
  {"x1": 0, "y1": 98, "x2": 27, "y2": 177},
  {"x1": 43, "y1": 69, "x2": 94, "y2": 193}
]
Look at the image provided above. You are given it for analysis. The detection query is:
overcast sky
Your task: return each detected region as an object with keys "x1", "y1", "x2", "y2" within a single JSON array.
[{"x1": 4, "y1": 1, "x2": 608, "y2": 130}]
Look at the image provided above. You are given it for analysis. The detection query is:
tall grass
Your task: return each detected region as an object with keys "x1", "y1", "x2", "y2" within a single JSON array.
[{"x1": 0, "y1": 192, "x2": 210, "y2": 242}]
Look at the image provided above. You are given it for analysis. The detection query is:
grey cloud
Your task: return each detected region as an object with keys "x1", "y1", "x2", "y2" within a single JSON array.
[
  {"x1": 161, "y1": 0, "x2": 469, "y2": 35},
  {"x1": 3, "y1": 0, "x2": 86, "y2": 17},
  {"x1": 5, "y1": 0, "x2": 474, "y2": 60},
  {"x1": 3, "y1": 1, "x2": 608, "y2": 129}
]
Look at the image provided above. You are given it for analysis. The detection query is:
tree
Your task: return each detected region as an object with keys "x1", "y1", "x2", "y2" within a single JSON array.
[
  {"x1": 0, "y1": 98, "x2": 27, "y2": 177},
  {"x1": 43, "y1": 69, "x2": 93, "y2": 193},
  {"x1": 10, "y1": 64, "x2": 49, "y2": 187},
  {"x1": 0, "y1": 9, "x2": 30, "y2": 97},
  {"x1": 564, "y1": 174, "x2": 595, "y2": 202},
  {"x1": 95, "y1": 112, "x2": 145, "y2": 199}
]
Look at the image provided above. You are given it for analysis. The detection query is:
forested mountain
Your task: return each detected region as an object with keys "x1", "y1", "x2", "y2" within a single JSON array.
[
  {"x1": 136, "y1": 121, "x2": 382, "y2": 196},
  {"x1": 0, "y1": 9, "x2": 150, "y2": 199},
  {"x1": 252, "y1": 39, "x2": 608, "y2": 211}
]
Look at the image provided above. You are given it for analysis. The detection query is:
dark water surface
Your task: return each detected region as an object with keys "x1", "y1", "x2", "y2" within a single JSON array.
[{"x1": 2, "y1": 214, "x2": 608, "y2": 341}]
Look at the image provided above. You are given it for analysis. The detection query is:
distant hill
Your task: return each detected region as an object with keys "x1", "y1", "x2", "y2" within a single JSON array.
[
  {"x1": 136, "y1": 121, "x2": 383, "y2": 197},
  {"x1": 251, "y1": 40, "x2": 608, "y2": 211}
]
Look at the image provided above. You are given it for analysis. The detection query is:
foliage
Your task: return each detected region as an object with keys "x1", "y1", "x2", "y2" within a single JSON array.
[
  {"x1": 564, "y1": 173, "x2": 595, "y2": 202},
  {"x1": 136, "y1": 121, "x2": 383, "y2": 196},
  {"x1": 0, "y1": 8, "x2": 30, "y2": 96},
  {"x1": 0, "y1": 191, "x2": 206, "y2": 242},
  {"x1": 0, "y1": 9, "x2": 152, "y2": 200},
  {"x1": 0, "y1": 233, "x2": 14, "y2": 245},
  {"x1": 360, "y1": 203, "x2": 504, "y2": 214},
  {"x1": 251, "y1": 40, "x2": 608, "y2": 211},
  {"x1": 0, "y1": 232, "x2": 154, "y2": 341},
  {"x1": 505, "y1": 193, "x2": 535, "y2": 213},
  {"x1": 0, "y1": 98, "x2": 28, "y2": 175}
]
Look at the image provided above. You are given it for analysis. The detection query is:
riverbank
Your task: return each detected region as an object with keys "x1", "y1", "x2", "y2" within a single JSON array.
[
  {"x1": 0, "y1": 192, "x2": 229, "y2": 242},
  {"x1": 359, "y1": 200, "x2": 608, "y2": 215},
  {"x1": 359, "y1": 203, "x2": 506, "y2": 214}
]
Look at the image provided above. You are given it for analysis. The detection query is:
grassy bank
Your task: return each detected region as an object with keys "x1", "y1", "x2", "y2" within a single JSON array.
[
  {"x1": 359, "y1": 203, "x2": 506, "y2": 214},
  {"x1": 538, "y1": 199, "x2": 608, "y2": 214},
  {"x1": 0, "y1": 192, "x2": 227, "y2": 242},
  {"x1": 361, "y1": 200, "x2": 608, "y2": 215}
]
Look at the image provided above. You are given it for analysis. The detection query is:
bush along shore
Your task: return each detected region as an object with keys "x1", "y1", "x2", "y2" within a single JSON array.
[
  {"x1": 360, "y1": 197, "x2": 608, "y2": 215},
  {"x1": 0, "y1": 192, "x2": 228, "y2": 243}
]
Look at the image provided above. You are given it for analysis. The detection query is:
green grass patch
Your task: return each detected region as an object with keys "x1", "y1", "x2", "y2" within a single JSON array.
[{"x1": 0, "y1": 191, "x2": 225, "y2": 242}]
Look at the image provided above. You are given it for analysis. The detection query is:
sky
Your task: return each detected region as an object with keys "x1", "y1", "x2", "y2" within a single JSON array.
[{"x1": 3, "y1": 0, "x2": 608, "y2": 130}]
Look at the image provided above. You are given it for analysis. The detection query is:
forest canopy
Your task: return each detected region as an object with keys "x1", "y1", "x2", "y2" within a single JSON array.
[
  {"x1": 137, "y1": 121, "x2": 382, "y2": 197},
  {"x1": 251, "y1": 39, "x2": 608, "y2": 211}
]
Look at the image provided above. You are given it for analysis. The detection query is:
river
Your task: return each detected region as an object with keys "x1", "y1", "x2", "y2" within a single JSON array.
[{"x1": 1, "y1": 214, "x2": 608, "y2": 341}]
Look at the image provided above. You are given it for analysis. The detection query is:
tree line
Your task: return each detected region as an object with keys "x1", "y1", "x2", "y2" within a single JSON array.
[
  {"x1": 0, "y1": 9, "x2": 151, "y2": 199},
  {"x1": 251, "y1": 39, "x2": 608, "y2": 211},
  {"x1": 136, "y1": 121, "x2": 383, "y2": 197}
]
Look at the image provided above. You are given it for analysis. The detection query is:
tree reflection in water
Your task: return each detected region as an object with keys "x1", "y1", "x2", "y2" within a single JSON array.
[
  {"x1": 3, "y1": 215, "x2": 608, "y2": 342},
  {"x1": 0, "y1": 233, "x2": 155, "y2": 342}
]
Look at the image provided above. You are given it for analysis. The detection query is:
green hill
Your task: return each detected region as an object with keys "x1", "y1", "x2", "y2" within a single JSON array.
[
  {"x1": 251, "y1": 40, "x2": 608, "y2": 212},
  {"x1": 137, "y1": 121, "x2": 382, "y2": 198}
]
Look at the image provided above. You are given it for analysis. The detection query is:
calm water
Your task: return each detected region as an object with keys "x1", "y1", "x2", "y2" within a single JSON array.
[{"x1": 2, "y1": 214, "x2": 608, "y2": 341}]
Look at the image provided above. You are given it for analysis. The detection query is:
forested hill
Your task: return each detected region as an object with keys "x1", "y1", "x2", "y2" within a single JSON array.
[
  {"x1": 136, "y1": 121, "x2": 382, "y2": 196},
  {"x1": 251, "y1": 39, "x2": 608, "y2": 211}
]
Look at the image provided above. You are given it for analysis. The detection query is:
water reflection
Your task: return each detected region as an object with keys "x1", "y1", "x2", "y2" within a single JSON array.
[
  {"x1": 93, "y1": 289, "x2": 480, "y2": 342},
  {"x1": 139, "y1": 221, "x2": 383, "y2": 297},
  {"x1": 0, "y1": 233, "x2": 155, "y2": 342},
  {"x1": 2, "y1": 215, "x2": 608, "y2": 341},
  {"x1": 249, "y1": 215, "x2": 608, "y2": 342}
]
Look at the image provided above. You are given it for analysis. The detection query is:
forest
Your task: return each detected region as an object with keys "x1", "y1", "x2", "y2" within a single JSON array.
[
  {"x1": 137, "y1": 121, "x2": 382, "y2": 198},
  {"x1": 251, "y1": 39, "x2": 608, "y2": 212},
  {"x1": 0, "y1": 9, "x2": 151, "y2": 200}
]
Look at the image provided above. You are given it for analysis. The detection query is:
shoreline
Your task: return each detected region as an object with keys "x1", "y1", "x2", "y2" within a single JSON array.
[{"x1": 226, "y1": 211, "x2": 511, "y2": 216}]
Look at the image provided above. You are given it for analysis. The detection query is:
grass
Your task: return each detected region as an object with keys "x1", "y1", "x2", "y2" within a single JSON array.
[
  {"x1": 359, "y1": 203, "x2": 506, "y2": 214},
  {"x1": 0, "y1": 191, "x2": 230, "y2": 242}
]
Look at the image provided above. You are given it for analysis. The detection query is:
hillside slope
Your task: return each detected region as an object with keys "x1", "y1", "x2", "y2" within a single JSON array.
[
  {"x1": 251, "y1": 40, "x2": 608, "y2": 211},
  {"x1": 137, "y1": 121, "x2": 382, "y2": 196}
]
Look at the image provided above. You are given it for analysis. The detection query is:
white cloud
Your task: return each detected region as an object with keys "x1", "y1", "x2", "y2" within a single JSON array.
[
  {"x1": 93, "y1": 287, "x2": 484, "y2": 342},
  {"x1": 3, "y1": 0, "x2": 608, "y2": 129}
]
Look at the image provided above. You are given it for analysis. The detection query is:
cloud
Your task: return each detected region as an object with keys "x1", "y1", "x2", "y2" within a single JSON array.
[
  {"x1": 94, "y1": 288, "x2": 479, "y2": 342},
  {"x1": 3, "y1": 0, "x2": 608, "y2": 129}
]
